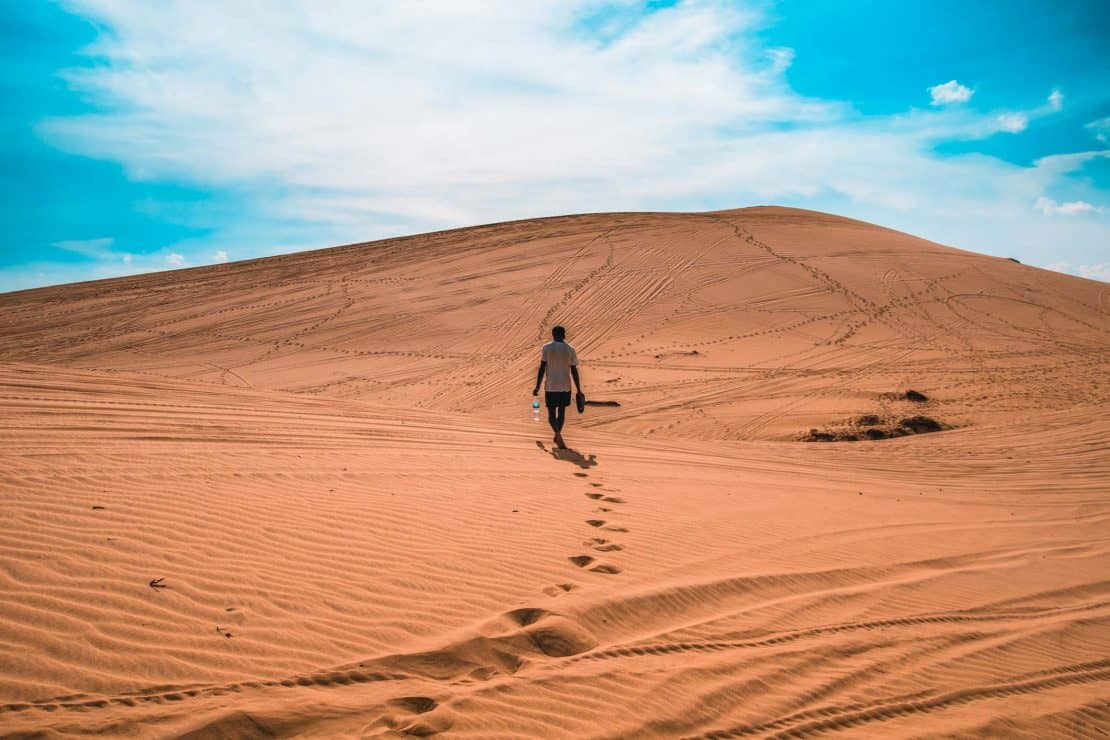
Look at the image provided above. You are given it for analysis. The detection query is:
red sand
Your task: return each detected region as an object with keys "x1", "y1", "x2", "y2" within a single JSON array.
[{"x1": 1, "y1": 207, "x2": 1107, "y2": 737}]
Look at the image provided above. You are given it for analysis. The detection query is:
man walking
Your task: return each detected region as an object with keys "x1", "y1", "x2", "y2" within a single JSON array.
[{"x1": 533, "y1": 325, "x2": 582, "y2": 449}]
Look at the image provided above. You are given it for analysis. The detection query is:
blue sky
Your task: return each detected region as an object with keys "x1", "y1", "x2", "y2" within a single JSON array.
[{"x1": 1, "y1": 0, "x2": 1108, "y2": 292}]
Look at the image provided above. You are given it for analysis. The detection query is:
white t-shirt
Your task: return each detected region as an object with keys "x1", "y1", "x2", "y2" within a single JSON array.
[{"x1": 542, "y1": 341, "x2": 578, "y2": 392}]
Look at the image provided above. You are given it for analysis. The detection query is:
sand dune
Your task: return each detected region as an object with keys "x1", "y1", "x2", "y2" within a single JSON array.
[
  {"x1": 2, "y1": 207, "x2": 1106, "y2": 441},
  {"x1": 1, "y1": 207, "x2": 1108, "y2": 737}
]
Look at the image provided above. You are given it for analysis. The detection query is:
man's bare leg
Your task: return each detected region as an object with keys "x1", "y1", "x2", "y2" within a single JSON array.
[
  {"x1": 548, "y1": 406, "x2": 562, "y2": 448},
  {"x1": 554, "y1": 405, "x2": 567, "y2": 448}
]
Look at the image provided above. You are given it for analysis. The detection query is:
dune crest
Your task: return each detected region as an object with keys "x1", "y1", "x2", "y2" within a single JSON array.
[{"x1": 1, "y1": 207, "x2": 1108, "y2": 737}]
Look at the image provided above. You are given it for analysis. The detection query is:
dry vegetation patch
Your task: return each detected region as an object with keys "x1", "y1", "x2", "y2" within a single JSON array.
[{"x1": 802, "y1": 389, "x2": 947, "y2": 441}]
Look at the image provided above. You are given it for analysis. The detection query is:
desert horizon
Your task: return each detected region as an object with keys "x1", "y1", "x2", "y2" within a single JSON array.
[{"x1": 1, "y1": 205, "x2": 1108, "y2": 737}]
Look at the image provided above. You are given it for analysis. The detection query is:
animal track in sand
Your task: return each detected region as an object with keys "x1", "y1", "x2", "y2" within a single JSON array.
[
  {"x1": 601, "y1": 496, "x2": 625, "y2": 503},
  {"x1": 585, "y1": 519, "x2": 605, "y2": 527},
  {"x1": 542, "y1": 583, "x2": 577, "y2": 596},
  {"x1": 585, "y1": 538, "x2": 623, "y2": 552},
  {"x1": 569, "y1": 555, "x2": 595, "y2": 568},
  {"x1": 585, "y1": 493, "x2": 603, "y2": 499}
]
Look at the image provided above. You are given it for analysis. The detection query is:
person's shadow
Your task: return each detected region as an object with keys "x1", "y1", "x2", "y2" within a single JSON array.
[{"x1": 536, "y1": 441, "x2": 598, "y2": 469}]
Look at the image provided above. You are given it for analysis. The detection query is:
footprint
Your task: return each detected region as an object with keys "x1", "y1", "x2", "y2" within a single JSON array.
[
  {"x1": 542, "y1": 583, "x2": 577, "y2": 596},
  {"x1": 506, "y1": 607, "x2": 550, "y2": 626},
  {"x1": 589, "y1": 483, "x2": 603, "y2": 488},
  {"x1": 590, "y1": 564, "x2": 621, "y2": 574},
  {"x1": 603, "y1": 526, "x2": 629, "y2": 533},
  {"x1": 585, "y1": 520, "x2": 605, "y2": 527},
  {"x1": 601, "y1": 496, "x2": 625, "y2": 503},
  {"x1": 585, "y1": 537, "x2": 623, "y2": 552},
  {"x1": 388, "y1": 696, "x2": 438, "y2": 714},
  {"x1": 574, "y1": 473, "x2": 589, "y2": 478},
  {"x1": 568, "y1": 555, "x2": 595, "y2": 567},
  {"x1": 380, "y1": 696, "x2": 452, "y2": 736},
  {"x1": 585, "y1": 493, "x2": 603, "y2": 499}
]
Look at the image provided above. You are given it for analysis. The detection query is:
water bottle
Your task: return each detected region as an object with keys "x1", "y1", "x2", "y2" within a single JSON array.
[{"x1": 532, "y1": 398, "x2": 540, "y2": 421}]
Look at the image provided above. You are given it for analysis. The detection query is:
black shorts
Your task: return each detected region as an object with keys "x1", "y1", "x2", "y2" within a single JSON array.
[{"x1": 545, "y1": 391, "x2": 572, "y2": 409}]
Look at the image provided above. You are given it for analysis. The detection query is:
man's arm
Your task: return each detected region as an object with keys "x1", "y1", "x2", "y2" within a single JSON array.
[
  {"x1": 533, "y1": 361, "x2": 546, "y2": 396},
  {"x1": 571, "y1": 365, "x2": 582, "y2": 394}
]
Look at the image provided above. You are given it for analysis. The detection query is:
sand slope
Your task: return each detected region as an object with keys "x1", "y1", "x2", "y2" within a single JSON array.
[
  {"x1": 2, "y1": 207, "x2": 1106, "y2": 440},
  {"x1": 1, "y1": 207, "x2": 1108, "y2": 738}
]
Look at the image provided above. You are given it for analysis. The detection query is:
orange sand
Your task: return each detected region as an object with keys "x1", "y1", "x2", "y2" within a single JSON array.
[{"x1": 0, "y1": 207, "x2": 1107, "y2": 737}]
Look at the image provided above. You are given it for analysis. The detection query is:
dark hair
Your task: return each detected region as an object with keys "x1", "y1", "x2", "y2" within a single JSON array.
[{"x1": 552, "y1": 325, "x2": 566, "y2": 340}]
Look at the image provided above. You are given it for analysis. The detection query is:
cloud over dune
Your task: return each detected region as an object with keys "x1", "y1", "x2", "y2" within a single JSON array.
[{"x1": 28, "y1": 1, "x2": 1108, "y2": 285}]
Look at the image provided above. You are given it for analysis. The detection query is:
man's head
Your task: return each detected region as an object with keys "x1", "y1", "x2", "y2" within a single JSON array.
[{"x1": 552, "y1": 325, "x2": 566, "y2": 341}]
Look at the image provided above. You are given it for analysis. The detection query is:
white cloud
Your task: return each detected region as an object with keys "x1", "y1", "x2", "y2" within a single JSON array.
[
  {"x1": 996, "y1": 112, "x2": 1028, "y2": 133},
  {"x1": 1034, "y1": 197, "x2": 1102, "y2": 216},
  {"x1": 928, "y1": 80, "x2": 973, "y2": 105},
  {"x1": 38, "y1": 0, "x2": 842, "y2": 230},
  {"x1": 1042, "y1": 261, "x2": 1110, "y2": 283},
  {"x1": 211, "y1": 250, "x2": 229, "y2": 263},
  {"x1": 766, "y1": 47, "x2": 794, "y2": 74},
  {"x1": 51, "y1": 237, "x2": 116, "y2": 258},
  {"x1": 1033, "y1": 149, "x2": 1110, "y2": 177},
  {"x1": 1047, "y1": 89, "x2": 1063, "y2": 111},
  {"x1": 165, "y1": 253, "x2": 185, "y2": 266},
  {"x1": 122, "y1": 253, "x2": 132, "y2": 263},
  {"x1": 39, "y1": 2, "x2": 1045, "y2": 222},
  {"x1": 1087, "y1": 117, "x2": 1110, "y2": 142},
  {"x1": 1077, "y1": 263, "x2": 1110, "y2": 282}
]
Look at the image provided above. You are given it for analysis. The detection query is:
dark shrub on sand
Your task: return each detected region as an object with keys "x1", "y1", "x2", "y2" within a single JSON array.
[{"x1": 900, "y1": 416, "x2": 943, "y2": 433}]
